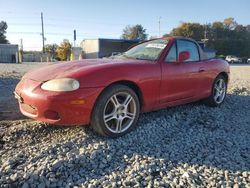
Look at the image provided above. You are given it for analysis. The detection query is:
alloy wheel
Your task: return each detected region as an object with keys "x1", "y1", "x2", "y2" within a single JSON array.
[
  {"x1": 103, "y1": 92, "x2": 136, "y2": 133},
  {"x1": 213, "y1": 78, "x2": 226, "y2": 104}
]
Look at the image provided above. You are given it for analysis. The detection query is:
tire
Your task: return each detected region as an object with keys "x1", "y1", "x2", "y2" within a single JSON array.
[
  {"x1": 204, "y1": 75, "x2": 227, "y2": 107},
  {"x1": 230, "y1": 60, "x2": 234, "y2": 64},
  {"x1": 91, "y1": 84, "x2": 140, "y2": 138}
]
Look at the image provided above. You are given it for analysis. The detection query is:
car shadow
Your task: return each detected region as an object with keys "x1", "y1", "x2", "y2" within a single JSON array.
[{"x1": 2, "y1": 93, "x2": 249, "y2": 186}]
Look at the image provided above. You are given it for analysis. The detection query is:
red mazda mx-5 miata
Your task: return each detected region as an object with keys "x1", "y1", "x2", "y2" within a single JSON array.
[{"x1": 15, "y1": 37, "x2": 229, "y2": 137}]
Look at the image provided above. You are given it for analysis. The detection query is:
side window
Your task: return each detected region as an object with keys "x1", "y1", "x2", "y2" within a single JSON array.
[
  {"x1": 177, "y1": 40, "x2": 200, "y2": 62},
  {"x1": 164, "y1": 42, "x2": 177, "y2": 62}
]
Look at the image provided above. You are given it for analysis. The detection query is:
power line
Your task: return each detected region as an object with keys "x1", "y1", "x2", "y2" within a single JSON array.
[
  {"x1": 6, "y1": 14, "x2": 168, "y2": 48},
  {"x1": 4, "y1": 14, "x2": 163, "y2": 27},
  {"x1": 6, "y1": 21, "x2": 166, "y2": 35},
  {"x1": 7, "y1": 21, "x2": 144, "y2": 28},
  {"x1": 8, "y1": 31, "x2": 41, "y2": 34},
  {"x1": 7, "y1": 23, "x2": 57, "y2": 26},
  {"x1": 7, "y1": 31, "x2": 120, "y2": 37}
]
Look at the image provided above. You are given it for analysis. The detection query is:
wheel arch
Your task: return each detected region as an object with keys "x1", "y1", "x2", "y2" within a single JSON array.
[
  {"x1": 92, "y1": 80, "x2": 144, "y2": 111},
  {"x1": 105, "y1": 80, "x2": 144, "y2": 109},
  {"x1": 90, "y1": 80, "x2": 144, "y2": 126},
  {"x1": 217, "y1": 72, "x2": 229, "y2": 84}
]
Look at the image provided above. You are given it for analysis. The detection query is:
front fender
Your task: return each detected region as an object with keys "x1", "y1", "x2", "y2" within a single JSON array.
[{"x1": 75, "y1": 63, "x2": 161, "y2": 112}]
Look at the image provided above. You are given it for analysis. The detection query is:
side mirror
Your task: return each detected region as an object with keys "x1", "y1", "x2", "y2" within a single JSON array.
[{"x1": 178, "y1": 51, "x2": 190, "y2": 62}]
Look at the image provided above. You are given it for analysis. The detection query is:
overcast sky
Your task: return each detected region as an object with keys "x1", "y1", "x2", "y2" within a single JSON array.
[{"x1": 1, "y1": 0, "x2": 250, "y2": 50}]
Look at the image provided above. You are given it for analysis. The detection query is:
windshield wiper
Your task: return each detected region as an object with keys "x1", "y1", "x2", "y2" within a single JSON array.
[
  {"x1": 135, "y1": 57, "x2": 152, "y2": 61},
  {"x1": 121, "y1": 55, "x2": 136, "y2": 59}
]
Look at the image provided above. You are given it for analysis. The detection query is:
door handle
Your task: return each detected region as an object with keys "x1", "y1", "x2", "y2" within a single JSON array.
[{"x1": 198, "y1": 67, "x2": 205, "y2": 72}]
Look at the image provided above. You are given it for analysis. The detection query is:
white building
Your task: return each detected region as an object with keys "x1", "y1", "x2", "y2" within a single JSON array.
[{"x1": 80, "y1": 38, "x2": 140, "y2": 59}]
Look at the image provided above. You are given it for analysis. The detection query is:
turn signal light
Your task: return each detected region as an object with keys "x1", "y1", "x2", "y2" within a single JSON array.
[{"x1": 70, "y1": 99, "x2": 85, "y2": 105}]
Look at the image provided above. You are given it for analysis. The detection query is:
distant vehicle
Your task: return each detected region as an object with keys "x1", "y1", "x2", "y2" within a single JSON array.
[
  {"x1": 225, "y1": 55, "x2": 242, "y2": 64},
  {"x1": 111, "y1": 52, "x2": 122, "y2": 57},
  {"x1": 15, "y1": 37, "x2": 230, "y2": 137},
  {"x1": 247, "y1": 58, "x2": 250, "y2": 64},
  {"x1": 51, "y1": 58, "x2": 58, "y2": 62}
]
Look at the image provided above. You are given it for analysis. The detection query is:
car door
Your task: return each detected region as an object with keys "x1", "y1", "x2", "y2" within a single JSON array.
[{"x1": 160, "y1": 39, "x2": 203, "y2": 103}]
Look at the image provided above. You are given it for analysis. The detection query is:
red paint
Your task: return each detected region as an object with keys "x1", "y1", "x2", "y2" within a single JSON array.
[{"x1": 15, "y1": 37, "x2": 230, "y2": 125}]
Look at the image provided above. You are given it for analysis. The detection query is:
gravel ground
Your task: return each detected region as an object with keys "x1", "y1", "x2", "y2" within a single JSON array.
[{"x1": 0, "y1": 63, "x2": 250, "y2": 187}]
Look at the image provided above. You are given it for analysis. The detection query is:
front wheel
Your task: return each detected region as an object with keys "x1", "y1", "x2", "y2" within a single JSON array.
[
  {"x1": 91, "y1": 84, "x2": 140, "y2": 138},
  {"x1": 204, "y1": 75, "x2": 227, "y2": 107}
]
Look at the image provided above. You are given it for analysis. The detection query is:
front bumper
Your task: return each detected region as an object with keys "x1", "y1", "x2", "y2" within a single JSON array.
[{"x1": 15, "y1": 79, "x2": 103, "y2": 125}]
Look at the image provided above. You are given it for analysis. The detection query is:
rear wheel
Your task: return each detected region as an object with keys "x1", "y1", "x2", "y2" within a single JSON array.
[
  {"x1": 91, "y1": 84, "x2": 140, "y2": 137},
  {"x1": 204, "y1": 75, "x2": 227, "y2": 107}
]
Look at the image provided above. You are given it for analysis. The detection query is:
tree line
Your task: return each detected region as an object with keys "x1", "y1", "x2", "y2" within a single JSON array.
[
  {"x1": 121, "y1": 18, "x2": 250, "y2": 58},
  {"x1": 1, "y1": 18, "x2": 250, "y2": 59},
  {"x1": 167, "y1": 18, "x2": 250, "y2": 57}
]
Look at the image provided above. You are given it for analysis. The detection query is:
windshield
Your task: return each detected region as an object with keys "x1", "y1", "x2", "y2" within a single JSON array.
[{"x1": 117, "y1": 39, "x2": 169, "y2": 61}]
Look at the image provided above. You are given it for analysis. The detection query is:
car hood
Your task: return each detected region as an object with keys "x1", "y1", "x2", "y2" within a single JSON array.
[{"x1": 23, "y1": 59, "x2": 144, "y2": 82}]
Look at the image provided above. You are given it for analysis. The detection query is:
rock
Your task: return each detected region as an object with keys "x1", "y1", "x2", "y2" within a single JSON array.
[
  {"x1": 87, "y1": 184, "x2": 94, "y2": 188},
  {"x1": 52, "y1": 159, "x2": 63, "y2": 170},
  {"x1": 79, "y1": 147, "x2": 85, "y2": 154},
  {"x1": 22, "y1": 182, "x2": 29, "y2": 188},
  {"x1": 233, "y1": 183, "x2": 239, "y2": 188},
  {"x1": 182, "y1": 172, "x2": 189, "y2": 179},
  {"x1": 38, "y1": 182, "x2": 46, "y2": 188},
  {"x1": 10, "y1": 173, "x2": 18, "y2": 181},
  {"x1": 242, "y1": 172, "x2": 248, "y2": 178},
  {"x1": 173, "y1": 178, "x2": 179, "y2": 185}
]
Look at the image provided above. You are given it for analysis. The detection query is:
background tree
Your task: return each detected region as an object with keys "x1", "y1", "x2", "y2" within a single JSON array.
[
  {"x1": 165, "y1": 18, "x2": 250, "y2": 57},
  {"x1": 121, "y1": 24, "x2": 148, "y2": 40},
  {"x1": 56, "y1": 40, "x2": 71, "y2": 61},
  {"x1": 211, "y1": 21, "x2": 224, "y2": 40},
  {"x1": 45, "y1": 44, "x2": 58, "y2": 59},
  {"x1": 0, "y1": 21, "x2": 9, "y2": 44},
  {"x1": 162, "y1": 33, "x2": 171, "y2": 38},
  {"x1": 223, "y1": 17, "x2": 237, "y2": 30},
  {"x1": 170, "y1": 22, "x2": 204, "y2": 40}
]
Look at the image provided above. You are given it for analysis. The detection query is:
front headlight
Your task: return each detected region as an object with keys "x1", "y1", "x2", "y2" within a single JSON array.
[{"x1": 41, "y1": 78, "x2": 80, "y2": 92}]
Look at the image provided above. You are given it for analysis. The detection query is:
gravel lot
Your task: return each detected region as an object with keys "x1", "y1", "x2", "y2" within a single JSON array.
[{"x1": 0, "y1": 62, "x2": 250, "y2": 187}]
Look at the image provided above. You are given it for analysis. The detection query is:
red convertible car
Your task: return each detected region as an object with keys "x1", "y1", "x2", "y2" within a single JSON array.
[{"x1": 15, "y1": 37, "x2": 229, "y2": 137}]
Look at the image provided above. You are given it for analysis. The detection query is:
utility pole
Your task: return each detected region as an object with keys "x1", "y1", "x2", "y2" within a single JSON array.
[
  {"x1": 41, "y1": 12, "x2": 45, "y2": 53},
  {"x1": 204, "y1": 24, "x2": 207, "y2": 40},
  {"x1": 203, "y1": 23, "x2": 208, "y2": 48},
  {"x1": 73, "y1": 30, "x2": 76, "y2": 47},
  {"x1": 20, "y1": 39, "x2": 23, "y2": 51},
  {"x1": 158, "y1": 16, "x2": 162, "y2": 37},
  {"x1": 19, "y1": 39, "x2": 23, "y2": 63}
]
